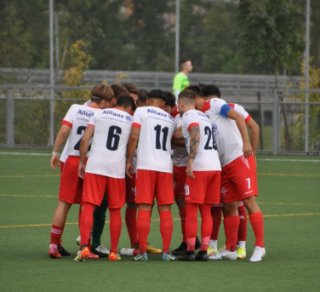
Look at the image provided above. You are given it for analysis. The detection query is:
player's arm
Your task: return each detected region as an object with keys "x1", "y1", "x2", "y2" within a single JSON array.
[
  {"x1": 246, "y1": 118, "x2": 260, "y2": 155},
  {"x1": 227, "y1": 109, "x2": 253, "y2": 157},
  {"x1": 78, "y1": 126, "x2": 94, "y2": 179},
  {"x1": 172, "y1": 126, "x2": 185, "y2": 148},
  {"x1": 186, "y1": 125, "x2": 200, "y2": 179},
  {"x1": 126, "y1": 126, "x2": 140, "y2": 178},
  {"x1": 51, "y1": 124, "x2": 71, "y2": 170}
]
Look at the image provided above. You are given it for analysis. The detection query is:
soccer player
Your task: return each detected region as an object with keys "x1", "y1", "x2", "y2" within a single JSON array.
[
  {"x1": 172, "y1": 59, "x2": 193, "y2": 99},
  {"x1": 177, "y1": 89, "x2": 221, "y2": 261},
  {"x1": 126, "y1": 90, "x2": 177, "y2": 261},
  {"x1": 48, "y1": 83, "x2": 114, "y2": 259},
  {"x1": 75, "y1": 95, "x2": 135, "y2": 262},
  {"x1": 195, "y1": 85, "x2": 265, "y2": 262}
]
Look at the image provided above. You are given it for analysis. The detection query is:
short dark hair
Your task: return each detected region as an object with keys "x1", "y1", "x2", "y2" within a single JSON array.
[
  {"x1": 186, "y1": 85, "x2": 202, "y2": 97},
  {"x1": 163, "y1": 91, "x2": 176, "y2": 107},
  {"x1": 147, "y1": 89, "x2": 166, "y2": 101},
  {"x1": 111, "y1": 84, "x2": 129, "y2": 98},
  {"x1": 138, "y1": 89, "x2": 148, "y2": 104},
  {"x1": 180, "y1": 59, "x2": 191, "y2": 66},
  {"x1": 178, "y1": 89, "x2": 196, "y2": 102},
  {"x1": 123, "y1": 83, "x2": 139, "y2": 95},
  {"x1": 91, "y1": 83, "x2": 114, "y2": 102},
  {"x1": 116, "y1": 95, "x2": 135, "y2": 111},
  {"x1": 202, "y1": 85, "x2": 221, "y2": 97}
]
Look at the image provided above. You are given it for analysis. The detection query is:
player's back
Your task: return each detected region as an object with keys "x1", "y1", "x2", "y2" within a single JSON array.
[
  {"x1": 203, "y1": 98, "x2": 243, "y2": 167},
  {"x1": 133, "y1": 106, "x2": 176, "y2": 173},
  {"x1": 182, "y1": 109, "x2": 221, "y2": 171},
  {"x1": 86, "y1": 108, "x2": 133, "y2": 178},
  {"x1": 63, "y1": 104, "x2": 101, "y2": 157}
]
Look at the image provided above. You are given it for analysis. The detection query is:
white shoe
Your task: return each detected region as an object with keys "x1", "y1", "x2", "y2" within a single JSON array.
[
  {"x1": 208, "y1": 250, "x2": 222, "y2": 260},
  {"x1": 219, "y1": 249, "x2": 238, "y2": 261},
  {"x1": 250, "y1": 246, "x2": 266, "y2": 262},
  {"x1": 76, "y1": 235, "x2": 80, "y2": 246},
  {"x1": 94, "y1": 245, "x2": 110, "y2": 256}
]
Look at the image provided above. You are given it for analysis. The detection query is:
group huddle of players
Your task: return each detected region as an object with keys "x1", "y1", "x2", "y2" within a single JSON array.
[{"x1": 48, "y1": 82, "x2": 266, "y2": 263}]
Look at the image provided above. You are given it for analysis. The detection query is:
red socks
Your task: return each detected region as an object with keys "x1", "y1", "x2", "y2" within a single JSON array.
[
  {"x1": 185, "y1": 203, "x2": 198, "y2": 251},
  {"x1": 238, "y1": 204, "x2": 247, "y2": 242},
  {"x1": 199, "y1": 204, "x2": 212, "y2": 251},
  {"x1": 249, "y1": 211, "x2": 264, "y2": 247},
  {"x1": 50, "y1": 225, "x2": 63, "y2": 245},
  {"x1": 224, "y1": 215, "x2": 240, "y2": 251},
  {"x1": 109, "y1": 208, "x2": 122, "y2": 253},
  {"x1": 211, "y1": 206, "x2": 222, "y2": 240},
  {"x1": 137, "y1": 209, "x2": 151, "y2": 253},
  {"x1": 80, "y1": 203, "x2": 95, "y2": 246},
  {"x1": 178, "y1": 206, "x2": 187, "y2": 242},
  {"x1": 159, "y1": 210, "x2": 173, "y2": 253},
  {"x1": 125, "y1": 207, "x2": 138, "y2": 247}
]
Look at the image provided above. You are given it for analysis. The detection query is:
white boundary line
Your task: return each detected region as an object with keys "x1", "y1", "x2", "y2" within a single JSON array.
[{"x1": 0, "y1": 151, "x2": 50, "y2": 156}]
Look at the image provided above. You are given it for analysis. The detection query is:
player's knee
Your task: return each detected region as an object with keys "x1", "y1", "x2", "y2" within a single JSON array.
[{"x1": 244, "y1": 196, "x2": 260, "y2": 214}]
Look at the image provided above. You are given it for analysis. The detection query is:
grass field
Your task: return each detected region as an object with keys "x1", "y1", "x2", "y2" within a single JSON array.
[{"x1": 0, "y1": 150, "x2": 320, "y2": 292}]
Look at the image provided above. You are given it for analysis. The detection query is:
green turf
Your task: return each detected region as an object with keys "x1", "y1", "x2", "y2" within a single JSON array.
[{"x1": 0, "y1": 151, "x2": 320, "y2": 291}]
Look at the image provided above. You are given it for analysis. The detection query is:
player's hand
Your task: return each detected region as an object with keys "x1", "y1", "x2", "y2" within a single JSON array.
[
  {"x1": 78, "y1": 162, "x2": 86, "y2": 179},
  {"x1": 50, "y1": 152, "x2": 60, "y2": 170},
  {"x1": 186, "y1": 160, "x2": 195, "y2": 179},
  {"x1": 243, "y1": 141, "x2": 253, "y2": 158},
  {"x1": 126, "y1": 161, "x2": 133, "y2": 178}
]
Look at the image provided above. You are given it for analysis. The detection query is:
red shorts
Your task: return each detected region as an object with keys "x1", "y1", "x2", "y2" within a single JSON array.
[
  {"x1": 221, "y1": 155, "x2": 257, "y2": 204},
  {"x1": 173, "y1": 165, "x2": 187, "y2": 198},
  {"x1": 125, "y1": 173, "x2": 136, "y2": 203},
  {"x1": 59, "y1": 156, "x2": 83, "y2": 204},
  {"x1": 185, "y1": 171, "x2": 221, "y2": 205},
  {"x1": 135, "y1": 169, "x2": 174, "y2": 205},
  {"x1": 82, "y1": 172, "x2": 125, "y2": 208}
]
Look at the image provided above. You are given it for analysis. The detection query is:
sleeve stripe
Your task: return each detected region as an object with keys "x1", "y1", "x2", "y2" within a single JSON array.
[
  {"x1": 201, "y1": 101, "x2": 210, "y2": 112},
  {"x1": 245, "y1": 115, "x2": 251, "y2": 123},
  {"x1": 61, "y1": 120, "x2": 72, "y2": 127},
  {"x1": 220, "y1": 104, "x2": 231, "y2": 117},
  {"x1": 87, "y1": 124, "x2": 95, "y2": 128},
  {"x1": 132, "y1": 122, "x2": 141, "y2": 128},
  {"x1": 187, "y1": 122, "x2": 199, "y2": 130}
]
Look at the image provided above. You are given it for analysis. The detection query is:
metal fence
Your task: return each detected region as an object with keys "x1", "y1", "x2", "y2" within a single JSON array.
[{"x1": 1, "y1": 83, "x2": 319, "y2": 155}]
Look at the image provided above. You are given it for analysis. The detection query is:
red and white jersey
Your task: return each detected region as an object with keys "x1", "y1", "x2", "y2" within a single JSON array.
[
  {"x1": 202, "y1": 98, "x2": 243, "y2": 167},
  {"x1": 172, "y1": 115, "x2": 188, "y2": 167},
  {"x1": 132, "y1": 106, "x2": 176, "y2": 173},
  {"x1": 182, "y1": 109, "x2": 221, "y2": 171},
  {"x1": 61, "y1": 104, "x2": 101, "y2": 157},
  {"x1": 228, "y1": 103, "x2": 252, "y2": 123},
  {"x1": 85, "y1": 108, "x2": 133, "y2": 178}
]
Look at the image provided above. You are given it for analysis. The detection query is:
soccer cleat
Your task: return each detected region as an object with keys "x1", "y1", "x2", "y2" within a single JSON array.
[
  {"x1": 74, "y1": 247, "x2": 99, "y2": 262},
  {"x1": 58, "y1": 245, "x2": 71, "y2": 256},
  {"x1": 92, "y1": 245, "x2": 110, "y2": 257},
  {"x1": 108, "y1": 252, "x2": 121, "y2": 262},
  {"x1": 75, "y1": 235, "x2": 80, "y2": 246},
  {"x1": 162, "y1": 253, "x2": 176, "y2": 262},
  {"x1": 219, "y1": 249, "x2": 238, "y2": 261},
  {"x1": 196, "y1": 250, "x2": 208, "y2": 261},
  {"x1": 146, "y1": 244, "x2": 162, "y2": 254},
  {"x1": 207, "y1": 246, "x2": 218, "y2": 256},
  {"x1": 236, "y1": 246, "x2": 247, "y2": 259},
  {"x1": 134, "y1": 252, "x2": 148, "y2": 261},
  {"x1": 250, "y1": 246, "x2": 266, "y2": 262},
  {"x1": 48, "y1": 244, "x2": 62, "y2": 259},
  {"x1": 178, "y1": 250, "x2": 196, "y2": 261},
  {"x1": 120, "y1": 248, "x2": 139, "y2": 256},
  {"x1": 195, "y1": 237, "x2": 201, "y2": 250},
  {"x1": 171, "y1": 242, "x2": 187, "y2": 256},
  {"x1": 208, "y1": 250, "x2": 222, "y2": 260}
]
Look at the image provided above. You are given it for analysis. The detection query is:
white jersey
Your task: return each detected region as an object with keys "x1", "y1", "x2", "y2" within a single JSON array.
[
  {"x1": 85, "y1": 108, "x2": 133, "y2": 178},
  {"x1": 61, "y1": 104, "x2": 101, "y2": 157},
  {"x1": 172, "y1": 115, "x2": 188, "y2": 167},
  {"x1": 202, "y1": 98, "x2": 243, "y2": 167},
  {"x1": 182, "y1": 109, "x2": 221, "y2": 171},
  {"x1": 229, "y1": 103, "x2": 251, "y2": 123},
  {"x1": 132, "y1": 106, "x2": 176, "y2": 173}
]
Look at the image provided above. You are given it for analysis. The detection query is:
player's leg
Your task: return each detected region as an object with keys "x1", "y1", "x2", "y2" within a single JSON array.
[
  {"x1": 125, "y1": 202, "x2": 138, "y2": 247},
  {"x1": 49, "y1": 200, "x2": 72, "y2": 258},
  {"x1": 237, "y1": 201, "x2": 247, "y2": 259},
  {"x1": 91, "y1": 198, "x2": 109, "y2": 257},
  {"x1": 197, "y1": 203, "x2": 212, "y2": 261},
  {"x1": 209, "y1": 205, "x2": 222, "y2": 254},
  {"x1": 108, "y1": 207, "x2": 122, "y2": 261},
  {"x1": 243, "y1": 196, "x2": 265, "y2": 262}
]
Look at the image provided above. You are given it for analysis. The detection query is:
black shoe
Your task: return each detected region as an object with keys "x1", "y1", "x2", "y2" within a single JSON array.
[
  {"x1": 195, "y1": 237, "x2": 201, "y2": 250},
  {"x1": 91, "y1": 245, "x2": 109, "y2": 257},
  {"x1": 196, "y1": 250, "x2": 208, "y2": 261},
  {"x1": 171, "y1": 242, "x2": 187, "y2": 256},
  {"x1": 178, "y1": 250, "x2": 196, "y2": 261},
  {"x1": 58, "y1": 245, "x2": 71, "y2": 256}
]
